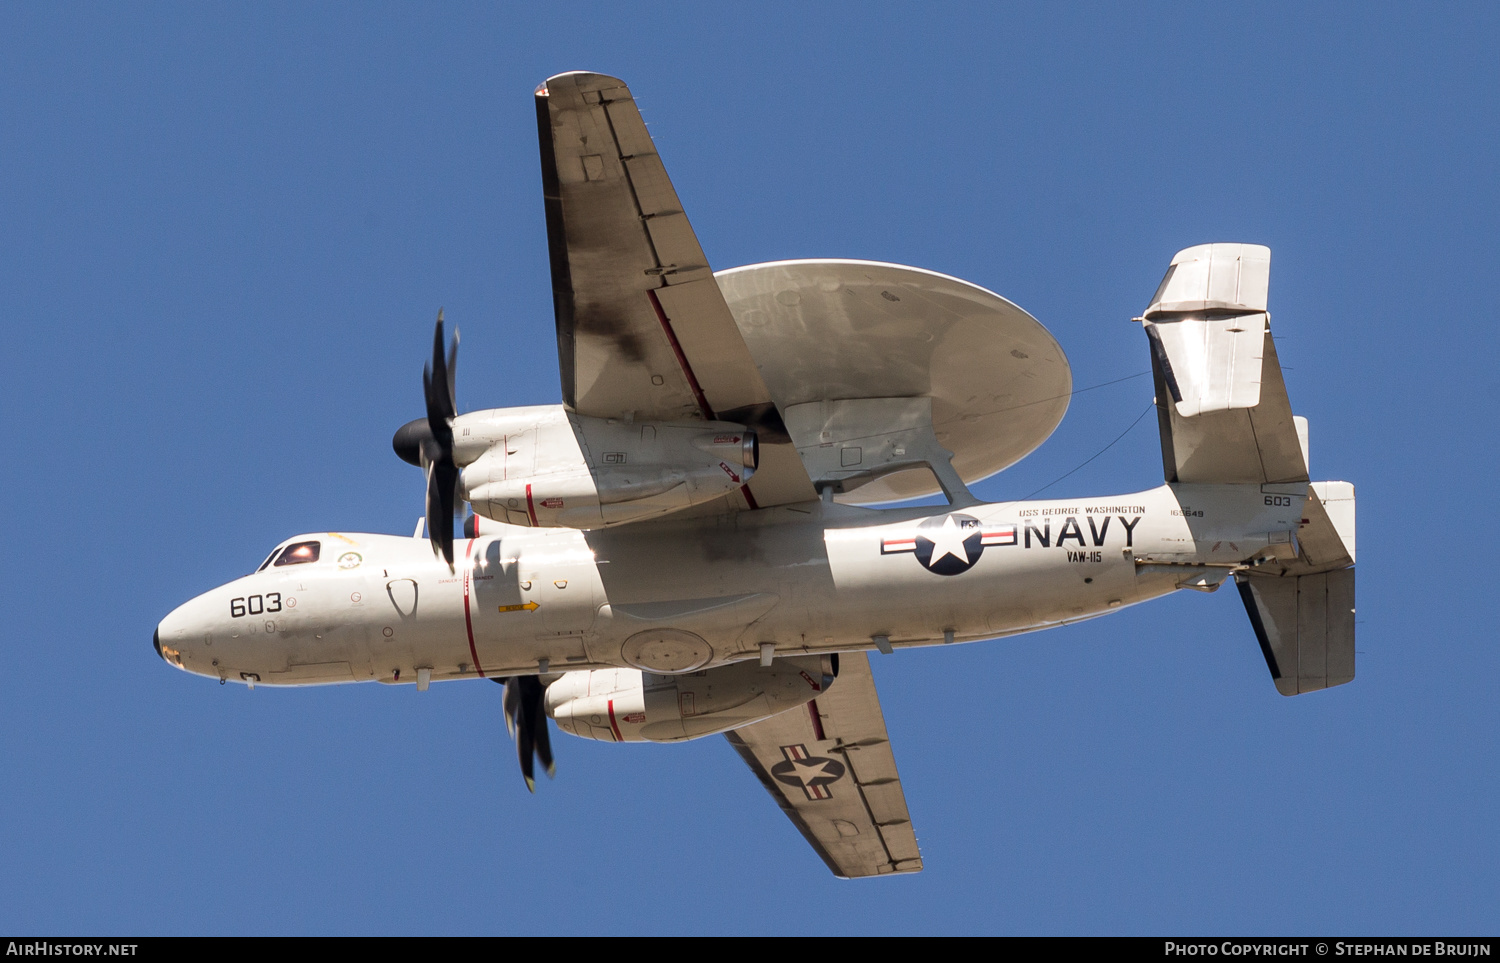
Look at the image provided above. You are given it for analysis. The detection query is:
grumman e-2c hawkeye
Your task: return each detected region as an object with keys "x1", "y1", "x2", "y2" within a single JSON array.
[{"x1": 155, "y1": 71, "x2": 1357, "y2": 879}]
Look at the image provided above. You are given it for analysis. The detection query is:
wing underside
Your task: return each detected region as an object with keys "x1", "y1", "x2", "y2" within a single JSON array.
[
  {"x1": 535, "y1": 71, "x2": 815, "y2": 509},
  {"x1": 724, "y1": 652, "x2": 922, "y2": 878}
]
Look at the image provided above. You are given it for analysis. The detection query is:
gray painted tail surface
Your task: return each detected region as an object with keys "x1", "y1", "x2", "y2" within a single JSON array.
[
  {"x1": 1238, "y1": 568, "x2": 1356, "y2": 696},
  {"x1": 1142, "y1": 243, "x2": 1308, "y2": 486}
]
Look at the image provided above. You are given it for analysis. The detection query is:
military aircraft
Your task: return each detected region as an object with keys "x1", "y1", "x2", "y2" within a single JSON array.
[{"x1": 154, "y1": 71, "x2": 1357, "y2": 879}]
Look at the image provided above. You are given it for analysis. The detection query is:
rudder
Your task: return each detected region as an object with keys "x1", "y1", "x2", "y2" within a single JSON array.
[
  {"x1": 1237, "y1": 567, "x2": 1355, "y2": 696},
  {"x1": 1142, "y1": 244, "x2": 1307, "y2": 486}
]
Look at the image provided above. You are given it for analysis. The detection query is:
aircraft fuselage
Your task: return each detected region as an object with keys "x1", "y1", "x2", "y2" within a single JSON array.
[{"x1": 155, "y1": 482, "x2": 1304, "y2": 687}]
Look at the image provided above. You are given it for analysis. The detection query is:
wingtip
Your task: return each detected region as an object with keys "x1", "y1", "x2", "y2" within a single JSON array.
[{"x1": 537, "y1": 71, "x2": 629, "y2": 97}]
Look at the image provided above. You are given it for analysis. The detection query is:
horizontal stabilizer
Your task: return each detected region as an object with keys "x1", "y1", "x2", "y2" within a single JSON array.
[{"x1": 1237, "y1": 568, "x2": 1355, "y2": 696}]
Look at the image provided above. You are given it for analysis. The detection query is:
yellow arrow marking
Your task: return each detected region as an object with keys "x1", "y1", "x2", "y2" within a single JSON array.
[{"x1": 497, "y1": 601, "x2": 540, "y2": 613}]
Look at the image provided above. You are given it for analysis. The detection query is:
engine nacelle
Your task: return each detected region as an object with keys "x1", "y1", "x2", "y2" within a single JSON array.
[
  {"x1": 545, "y1": 655, "x2": 837, "y2": 743},
  {"x1": 455, "y1": 406, "x2": 757, "y2": 529}
]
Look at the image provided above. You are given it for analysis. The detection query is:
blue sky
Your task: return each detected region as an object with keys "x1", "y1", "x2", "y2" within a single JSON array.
[{"x1": 3, "y1": 2, "x2": 1497, "y2": 935}]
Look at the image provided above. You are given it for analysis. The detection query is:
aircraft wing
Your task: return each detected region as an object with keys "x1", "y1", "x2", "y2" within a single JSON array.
[
  {"x1": 724, "y1": 652, "x2": 923, "y2": 878},
  {"x1": 535, "y1": 71, "x2": 816, "y2": 509}
]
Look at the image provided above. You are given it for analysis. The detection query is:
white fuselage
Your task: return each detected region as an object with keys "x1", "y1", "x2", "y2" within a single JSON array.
[{"x1": 154, "y1": 482, "x2": 1305, "y2": 687}]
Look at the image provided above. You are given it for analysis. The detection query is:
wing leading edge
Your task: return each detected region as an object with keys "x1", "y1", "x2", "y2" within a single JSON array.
[
  {"x1": 725, "y1": 652, "x2": 922, "y2": 878},
  {"x1": 535, "y1": 71, "x2": 815, "y2": 509}
]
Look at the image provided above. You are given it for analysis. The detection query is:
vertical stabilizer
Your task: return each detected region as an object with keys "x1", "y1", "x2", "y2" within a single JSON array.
[
  {"x1": 1237, "y1": 480, "x2": 1357, "y2": 695},
  {"x1": 1141, "y1": 245, "x2": 1358, "y2": 696},
  {"x1": 1237, "y1": 568, "x2": 1355, "y2": 696},
  {"x1": 1143, "y1": 244, "x2": 1307, "y2": 486}
]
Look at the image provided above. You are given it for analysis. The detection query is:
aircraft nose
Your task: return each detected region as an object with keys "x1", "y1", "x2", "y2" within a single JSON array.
[{"x1": 153, "y1": 606, "x2": 195, "y2": 671}]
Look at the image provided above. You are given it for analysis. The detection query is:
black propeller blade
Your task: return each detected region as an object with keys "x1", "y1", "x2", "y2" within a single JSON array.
[
  {"x1": 417, "y1": 311, "x2": 461, "y2": 571},
  {"x1": 499, "y1": 676, "x2": 556, "y2": 793}
]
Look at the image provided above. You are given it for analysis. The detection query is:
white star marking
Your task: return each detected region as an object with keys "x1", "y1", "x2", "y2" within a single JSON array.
[
  {"x1": 786, "y1": 757, "x2": 840, "y2": 787},
  {"x1": 923, "y1": 515, "x2": 973, "y2": 567}
]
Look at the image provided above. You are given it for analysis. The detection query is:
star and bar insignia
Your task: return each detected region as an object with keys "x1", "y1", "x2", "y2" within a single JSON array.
[
  {"x1": 770, "y1": 744, "x2": 848, "y2": 801},
  {"x1": 880, "y1": 512, "x2": 1016, "y2": 576}
]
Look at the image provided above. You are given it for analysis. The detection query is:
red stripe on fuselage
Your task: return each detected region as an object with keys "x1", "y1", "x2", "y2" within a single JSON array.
[{"x1": 461, "y1": 538, "x2": 485, "y2": 678}]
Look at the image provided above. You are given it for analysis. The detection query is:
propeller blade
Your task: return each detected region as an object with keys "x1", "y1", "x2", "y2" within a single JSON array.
[
  {"x1": 517, "y1": 709, "x2": 536, "y2": 793},
  {"x1": 499, "y1": 675, "x2": 555, "y2": 792},
  {"x1": 532, "y1": 684, "x2": 556, "y2": 779},
  {"x1": 446, "y1": 327, "x2": 459, "y2": 417},
  {"x1": 425, "y1": 460, "x2": 458, "y2": 571},
  {"x1": 424, "y1": 310, "x2": 457, "y2": 427},
  {"x1": 417, "y1": 311, "x2": 461, "y2": 571},
  {"x1": 500, "y1": 677, "x2": 519, "y2": 740}
]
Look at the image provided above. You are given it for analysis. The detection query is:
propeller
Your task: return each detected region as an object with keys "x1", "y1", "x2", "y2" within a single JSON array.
[
  {"x1": 393, "y1": 312, "x2": 462, "y2": 571},
  {"x1": 498, "y1": 675, "x2": 556, "y2": 792}
]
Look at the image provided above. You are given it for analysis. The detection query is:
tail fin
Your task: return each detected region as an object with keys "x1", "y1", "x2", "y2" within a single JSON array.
[
  {"x1": 1236, "y1": 481, "x2": 1357, "y2": 695},
  {"x1": 1237, "y1": 566, "x2": 1355, "y2": 696},
  {"x1": 1143, "y1": 243, "x2": 1307, "y2": 486},
  {"x1": 1143, "y1": 245, "x2": 1357, "y2": 695}
]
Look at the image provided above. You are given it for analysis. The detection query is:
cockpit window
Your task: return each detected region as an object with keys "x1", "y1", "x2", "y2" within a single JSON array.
[
  {"x1": 273, "y1": 541, "x2": 321, "y2": 566},
  {"x1": 255, "y1": 548, "x2": 282, "y2": 572}
]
